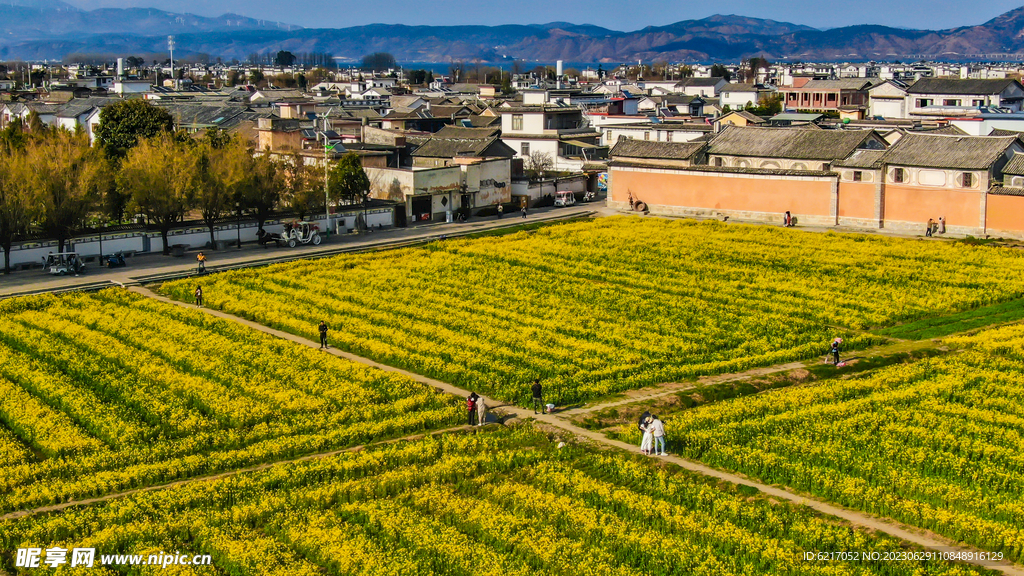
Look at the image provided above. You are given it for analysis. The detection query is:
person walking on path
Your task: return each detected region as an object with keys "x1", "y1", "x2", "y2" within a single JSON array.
[
  {"x1": 926, "y1": 218, "x2": 934, "y2": 237},
  {"x1": 318, "y1": 321, "x2": 329, "y2": 349},
  {"x1": 939, "y1": 216, "x2": 946, "y2": 234},
  {"x1": 640, "y1": 416, "x2": 654, "y2": 456},
  {"x1": 497, "y1": 203, "x2": 504, "y2": 219},
  {"x1": 194, "y1": 285, "x2": 203, "y2": 308},
  {"x1": 521, "y1": 205, "x2": 528, "y2": 219},
  {"x1": 197, "y1": 252, "x2": 207, "y2": 273},
  {"x1": 476, "y1": 395, "x2": 487, "y2": 426},
  {"x1": 830, "y1": 338, "x2": 841, "y2": 366},
  {"x1": 531, "y1": 379, "x2": 543, "y2": 414},
  {"x1": 650, "y1": 415, "x2": 667, "y2": 456},
  {"x1": 467, "y1": 393, "x2": 478, "y2": 426}
]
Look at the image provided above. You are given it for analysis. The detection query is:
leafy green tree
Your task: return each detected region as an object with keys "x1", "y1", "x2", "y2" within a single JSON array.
[
  {"x1": 274, "y1": 50, "x2": 296, "y2": 67},
  {"x1": 120, "y1": 134, "x2": 198, "y2": 254},
  {"x1": 94, "y1": 99, "x2": 174, "y2": 160},
  {"x1": 242, "y1": 154, "x2": 285, "y2": 232},
  {"x1": 194, "y1": 130, "x2": 249, "y2": 248},
  {"x1": 710, "y1": 64, "x2": 732, "y2": 82},
  {"x1": 362, "y1": 52, "x2": 397, "y2": 72},
  {"x1": 327, "y1": 153, "x2": 370, "y2": 207},
  {"x1": 285, "y1": 153, "x2": 320, "y2": 220}
]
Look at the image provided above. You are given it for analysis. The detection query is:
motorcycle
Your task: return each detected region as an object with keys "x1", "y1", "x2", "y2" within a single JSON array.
[{"x1": 106, "y1": 251, "x2": 127, "y2": 268}]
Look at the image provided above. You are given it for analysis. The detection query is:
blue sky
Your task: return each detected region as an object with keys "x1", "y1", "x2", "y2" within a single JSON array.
[{"x1": 64, "y1": 0, "x2": 1024, "y2": 31}]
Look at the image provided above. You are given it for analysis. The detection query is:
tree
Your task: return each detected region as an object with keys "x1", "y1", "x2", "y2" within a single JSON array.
[
  {"x1": 241, "y1": 154, "x2": 284, "y2": 232},
  {"x1": 0, "y1": 149, "x2": 32, "y2": 274},
  {"x1": 362, "y1": 52, "x2": 397, "y2": 72},
  {"x1": 274, "y1": 51, "x2": 296, "y2": 67},
  {"x1": 26, "y1": 130, "x2": 108, "y2": 254},
  {"x1": 680, "y1": 65, "x2": 694, "y2": 78},
  {"x1": 120, "y1": 134, "x2": 198, "y2": 255},
  {"x1": 193, "y1": 130, "x2": 249, "y2": 248},
  {"x1": 327, "y1": 153, "x2": 370, "y2": 207},
  {"x1": 126, "y1": 56, "x2": 145, "y2": 69},
  {"x1": 285, "y1": 154, "x2": 320, "y2": 220},
  {"x1": 94, "y1": 99, "x2": 175, "y2": 161},
  {"x1": 527, "y1": 151, "x2": 553, "y2": 181},
  {"x1": 710, "y1": 64, "x2": 732, "y2": 82},
  {"x1": 226, "y1": 70, "x2": 241, "y2": 86}
]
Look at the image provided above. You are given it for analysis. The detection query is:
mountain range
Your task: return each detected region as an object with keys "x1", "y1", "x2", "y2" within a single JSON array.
[{"x1": 4, "y1": 2, "x2": 1024, "y2": 63}]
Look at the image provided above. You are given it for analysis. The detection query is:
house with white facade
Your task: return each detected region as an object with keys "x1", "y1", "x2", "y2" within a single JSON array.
[
  {"x1": 499, "y1": 105, "x2": 606, "y2": 171},
  {"x1": 906, "y1": 78, "x2": 1024, "y2": 117},
  {"x1": 720, "y1": 83, "x2": 775, "y2": 110},
  {"x1": 673, "y1": 77, "x2": 727, "y2": 97},
  {"x1": 868, "y1": 80, "x2": 910, "y2": 119}
]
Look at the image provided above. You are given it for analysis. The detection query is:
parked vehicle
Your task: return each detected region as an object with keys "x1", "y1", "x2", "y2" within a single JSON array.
[
  {"x1": 257, "y1": 228, "x2": 286, "y2": 247},
  {"x1": 554, "y1": 190, "x2": 576, "y2": 207},
  {"x1": 43, "y1": 252, "x2": 85, "y2": 275},
  {"x1": 583, "y1": 191, "x2": 597, "y2": 202},
  {"x1": 105, "y1": 251, "x2": 126, "y2": 268},
  {"x1": 282, "y1": 221, "x2": 322, "y2": 248}
]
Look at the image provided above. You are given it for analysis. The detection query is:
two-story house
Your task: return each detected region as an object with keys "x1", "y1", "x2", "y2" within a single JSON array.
[
  {"x1": 781, "y1": 79, "x2": 874, "y2": 113},
  {"x1": 905, "y1": 78, "x2": 1024, "y2": 117},
  {"x1": 499, "y1": 105, "x2": 607, "y2": 171},
  {"x1": 672, "y1": 77, "x2": 727, "y2": 97}
]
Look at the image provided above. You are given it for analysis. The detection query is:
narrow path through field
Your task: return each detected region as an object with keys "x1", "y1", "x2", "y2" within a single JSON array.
[
  {"x1": 0, "y1": 424, "x2": 475, "y2": 523},
  {"x1": 125, "y1": 285, "x2": 1024, "y2": 576}
]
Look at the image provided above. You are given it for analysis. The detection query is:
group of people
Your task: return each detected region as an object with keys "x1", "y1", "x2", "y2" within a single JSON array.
[
  {"x1": 466, "y1": 392, "x2": 488, "y2": 426},
  {"x1": 638, "y1": 411, "x2": 667, "y2": 456},
  {"x1": 925, "y1": 217, "x2": 947, "y2": 237},
  {"x1": 782, "y1": 211, "x2": 796, "y2": 227}
]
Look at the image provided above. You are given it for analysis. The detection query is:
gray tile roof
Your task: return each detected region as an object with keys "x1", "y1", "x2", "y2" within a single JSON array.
[
  {"x1": 674, "y1": 77, "x2": 726, "y2": 87},
  {"x1": 907, "y1": 78, "x2": 1022, "y2": 95},
  {"x1": 1002, "y1": 153, "x2": 1024, "y2": 176},
  {"x1": 434, "y1": 125, "x2": 499, "y2": 139},
  {"x1": 798, "y1": 79, "x2": 875, "y2": 91},
  {"x1": 835, "y1": 148, "x2": 887, "y2": 169},
  {"x1": 881, "y1": 133, "x2": 1018, "y2": 170},
  {"x1": 707, "y1": 125, "x2": 879, "y2": 161},
  {"x1": 989, "y1": 186, "x2": 1024, "y2": 196},
  {"x1": 411, "y1": 136, "x2": 515, "y2": 158},
  {"x1": 609, "y1": 138, "x2": 706, "y2": 160}
]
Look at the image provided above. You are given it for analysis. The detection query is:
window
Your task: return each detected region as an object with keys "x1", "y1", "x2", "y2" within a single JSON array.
[
  {"x1": 512, "y1": 114, "x2": 523, "y2": 131},
  {"x1": 961, "y1": 172, "x2": 975, "y2": 188},
  {"x1": 892, "y1": 167, "x2": 905, "y2": 183},
  {"x1": 644, "y1": 132, "x2": 650, "y2": 141},
  {"x1": 714, "y1": 157, "x2": 723, "y2": 167},
  {"x1": 916, "y1": 99, "x2": 933, "y2": 108},
  {"x1": 973, "y1": 99, "x2": 984, "y2": 107},
  {"x1": 826, "y1": 93, "x2": 837, "y2": 102},
  {"x1": 943, "y1": 99, "x2": 960, "y2": 107},
  {"x1": 853, "y1": 171, "x2": 863, "y2": 182},
  {"x1": 666, "y1": 131, "x2": 673, "y2": 142},
  {"x1": 520, "y1": 143, "x2": 530, "y2": 157}
]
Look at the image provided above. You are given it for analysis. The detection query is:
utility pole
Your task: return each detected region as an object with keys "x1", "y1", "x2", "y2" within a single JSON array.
[
  {"x1": 168, "y1": 35, "x2": 175, "y2": 90},
  {"x1": 317, "y1": 109, "x2": 333, "y2": 234}
]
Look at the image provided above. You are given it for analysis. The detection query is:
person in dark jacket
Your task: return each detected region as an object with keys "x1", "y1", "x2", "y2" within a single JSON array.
[
  {"x1": 194, "y1": 285, "x2": 203, "y2": 308},
  {"x1": 531, "y1": 380, "x2": 542, "y2": 414},
  {"x1": 830, "y1": 339, "x2": 841, "y2": 365},
  {"x1": 467, "y1": 392, "x2": 479, "y2": 426},
  {"x1": 318, "y1": 321, "x2": 329, "y2": 349}
]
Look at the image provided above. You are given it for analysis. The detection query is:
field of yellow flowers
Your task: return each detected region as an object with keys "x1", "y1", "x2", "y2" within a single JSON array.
[
  {"x1": 0, "y1": 426, "x2": 994, "y2": 576},
  {"x1": 0, "y1": 289, "x2": 461, "y2": 514},
  {"x1": 609, "y1": 324, "x2": 1024, "y2": 563},
  {"x1": 161, "y1": 217, "x2": 1024, "y2": 406}
]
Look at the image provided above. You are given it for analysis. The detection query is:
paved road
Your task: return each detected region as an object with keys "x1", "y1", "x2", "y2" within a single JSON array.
[{"x1": 0, "y1": 204, "x2": 601, "y2": 297}]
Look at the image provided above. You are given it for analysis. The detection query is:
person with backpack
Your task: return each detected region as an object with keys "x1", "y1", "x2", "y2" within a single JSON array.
[
  {"x1": 830, "y1": 338, "x2": 841, "y2": 366},
  {"x1": 194, "y1": 285, "x2": 203, "y2": 308},
  {"x1": 467, "y1": 393, "x2": 478, "y2": 426},
  {"x1": 318, "y1": 321, "x2": 329, "y2": 349},
  {"x1": 650, "y1": 415, "x2": 667, "y2": 456},
  {"x1": 531, "y1": 380, "x2": 542, "y2": 414}
]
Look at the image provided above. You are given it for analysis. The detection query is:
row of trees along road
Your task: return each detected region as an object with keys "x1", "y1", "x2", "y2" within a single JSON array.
[{"x1": 0, "y1": 99, "x2": 371, "y2": 274}]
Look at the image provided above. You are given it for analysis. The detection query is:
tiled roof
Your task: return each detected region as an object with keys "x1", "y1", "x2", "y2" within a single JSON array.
[
  {"x1": 435, "y1": 125, "x2": 500, "y2": 139},
  {"x1": 907, "y1": 78, "x2": 1022, "y2": 95},
  {"x1": 609, "y1": 138, "x2": 706, "y2": 160},
  {"x1": 798, "y1": 79, "x2": 875, "y2": 91},
  {"x1": 834, "y1": 149, "x2": 886, "y2": 169},
  {"x1": 673, "y1": 77, "x2": 726, "y2": 87},
  {"x1": 989, "y1": 186, "x2": 1024, "y2": 196},
  {"x1": 1001, "y1": 152, "x2": 1024, "y2": 176},
  {"x1": 881, "y1": 133, "x2": 1017, "y2": 170},
  {"x1": 411, "y1": 136, "x2": 515, "y2": 158},
  {"x1": 707, "y1": 125, "x2": 879, "y2": 161}
]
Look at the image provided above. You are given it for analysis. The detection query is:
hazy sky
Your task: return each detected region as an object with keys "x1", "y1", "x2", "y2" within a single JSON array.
[{"x1": 63, "y1": 0, "x2": 1024, "y2": 31}]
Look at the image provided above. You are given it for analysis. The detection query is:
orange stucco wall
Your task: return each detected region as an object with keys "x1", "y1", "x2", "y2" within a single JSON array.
[
  {"x1": 986, "y1": 194, "x2": 1024, "y2": 234},
  {"x1": 883, "y1": 185, "x2": 981, "y2": 228},
  {"x1": 611, "y1": 168, "x2": 834, "y2": 215},
  {"x1": 837, "y1": 182, "x2": 876, "y2": 219}
]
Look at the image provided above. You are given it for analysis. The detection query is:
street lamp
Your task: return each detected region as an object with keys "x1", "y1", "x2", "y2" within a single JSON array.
[{"x1": 235, "y1": 201, "x2": 241, "y2": 249}]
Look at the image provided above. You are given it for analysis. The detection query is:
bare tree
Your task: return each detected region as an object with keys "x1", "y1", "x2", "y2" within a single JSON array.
[{"x1": 527, "y1": 151, "x2": 554, "y2": 181}]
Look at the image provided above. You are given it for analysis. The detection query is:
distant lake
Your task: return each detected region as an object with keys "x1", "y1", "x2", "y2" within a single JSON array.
[{"x1": 399, "y1": 61, "x2": 623, "y2": 75}]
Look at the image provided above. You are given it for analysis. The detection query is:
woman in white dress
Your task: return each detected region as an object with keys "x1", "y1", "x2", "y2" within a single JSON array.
[{"x1": 640, "y1": 416, "x2": 654, "y2": 455}]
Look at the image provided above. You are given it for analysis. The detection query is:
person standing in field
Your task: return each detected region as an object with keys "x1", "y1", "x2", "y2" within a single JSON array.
[
  {"x1": 194, "y1": 285, "x2": 203, "y2": 308},
  {"x1": 467, "y1": 393, "x2": 478, "y2": 426},
  {"x1": 531, "y1": 379, "x2": 542, "y2": 414},
  {"x1": 637, "y1": 410, "x2": 651, "y2": 452},
  {"x1": 640, "y1": 415, "x2": 654, "y2": 456},
  {"x1": 497, "y1": 203, "x2": 504, "y2": 219},
  {"x1": 830, "y1": 339, "x2": 841, "y2": 365},
  {"x1": 926, "y1": 218, "x2": 934, "y2": 237},
  {"x1": 318, "y1": 321, "x2": 329, "y2": 349},
  {"x1": 476, "y1": 395, "x2": 487, "y2": 426},
  {"x1": 650, "y1": 415, "x2": 667, "y2": 456}
]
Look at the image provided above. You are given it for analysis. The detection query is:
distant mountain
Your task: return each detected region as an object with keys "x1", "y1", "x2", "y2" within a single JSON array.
[{"x1": 4, "y1": 7, "x2": 1024, "y2": 63}]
